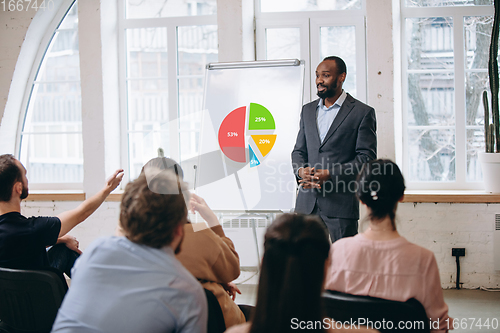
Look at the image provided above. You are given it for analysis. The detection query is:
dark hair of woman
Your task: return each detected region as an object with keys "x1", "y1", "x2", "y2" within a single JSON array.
[
  {"x1": 356, "y1": 159, "x2": 405, "y2": 231},
  {"x1": 249, "y1": 213, "x2": 330, "y2": 333}
]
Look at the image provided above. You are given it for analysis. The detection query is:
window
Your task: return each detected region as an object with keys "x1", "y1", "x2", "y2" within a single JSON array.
[
  {"x1": 256, "y1": 0, "x2": 366, "y2": 103},
  {"x1": 19, "y1": 1, "x2": 83, "y2": 189},
  {"x1": 401, "y1": 0, "x2": 493, "y2": 189},
  {"x1": 121, "y1": 1, "x2": 218, "y2": 180},
  {"x1": 260, "y1": 0, "x2": 361, "y2": 12},
  {"x1": 126, "y1": 0, "x2": 216, "y2": 18}
]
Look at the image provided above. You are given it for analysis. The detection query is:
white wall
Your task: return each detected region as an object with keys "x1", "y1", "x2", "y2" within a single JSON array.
[
  {"x1": 397, "y1": 203, "x2": 500, "y2": 289},
  {"x1": 0, "y1": 8, "x2": 36, "y2": 153},
  {"x1": 0, "y1": 8, "x2": 36, "y2": 124},
  {"x1": 366, "y1": 0, "x2": 395, "y2": 160}
]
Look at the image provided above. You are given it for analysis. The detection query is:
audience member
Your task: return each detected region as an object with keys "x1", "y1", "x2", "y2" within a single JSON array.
[
  {"x1": 142, "y1": 157, "x2": 246, "y2": 328},
  {"x1": 52, "y1": 170, "x2": 207, "y2": 333},
  {"x1": 324, "y1": 159, "x2": 451, "y2": 332},
  {"x1": 0, "y1": 154, "x2": 123, "y2": 277},
  {"x1": 226, "y1": 213, "x2": 377, "y2": 333}
]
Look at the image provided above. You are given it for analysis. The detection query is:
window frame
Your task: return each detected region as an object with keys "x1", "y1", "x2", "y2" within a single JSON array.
[
  {"x1": 401, "y1": 4, "x2": 493, "y2": 190},
  {"x1": 16, "y1": 0, "x2": 83, "y2": 191},
  {"x1": 255, "y1": 1, "x2": 367, "y2": 104},
  {"x1": 117, "y1": 3, "x2": 217, "y2": 183}
]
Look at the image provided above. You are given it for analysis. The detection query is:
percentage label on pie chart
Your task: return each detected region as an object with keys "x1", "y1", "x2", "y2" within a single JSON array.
[{"x1": 218, "y1": 103, "x2": 277, "y2": 167}]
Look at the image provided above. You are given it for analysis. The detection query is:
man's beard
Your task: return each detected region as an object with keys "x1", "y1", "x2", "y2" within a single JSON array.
[
  {"x1": 20, "y1": 185, "x2": 28, "y2": 200},
  {"x1": 317, "y1": 80, "x2": 338, "y2": 99}
]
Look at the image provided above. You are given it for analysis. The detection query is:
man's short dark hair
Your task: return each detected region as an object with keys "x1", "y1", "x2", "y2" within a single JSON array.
[
  {"x1": 0, "y1": 154, "x2": 22, "y2": 202},
  {"x1": 119, "y1": 170, "x2": 189, "y2": 248},
  {"x1": 323, "y1": 56, "x2": 347, "y2": 75}
]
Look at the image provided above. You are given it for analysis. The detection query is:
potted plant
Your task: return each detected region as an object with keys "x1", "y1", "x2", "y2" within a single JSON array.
[{"x1": 479, "y1": 0, "x2": 500, "y2": 193}]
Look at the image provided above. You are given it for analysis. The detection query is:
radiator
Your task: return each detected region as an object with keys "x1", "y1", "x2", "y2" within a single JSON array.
[{"x1": 495, "y1": 214, "x2": 500, "y2": 271}]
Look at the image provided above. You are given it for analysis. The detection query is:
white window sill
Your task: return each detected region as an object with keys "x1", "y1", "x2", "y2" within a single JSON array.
[
  {"x1": 25, "y1": 190, "x2": 500, "y2": 204},
  {"x1": 403, "y1": 191, "x2": 500, "y2": 203},
  {"x1": 25, "y1": 191, "x2": 123, "y2": 202}
]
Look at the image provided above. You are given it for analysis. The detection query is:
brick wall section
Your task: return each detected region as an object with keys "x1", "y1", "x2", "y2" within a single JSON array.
[
  {"x1": 396, "y1": 203, "x2": 500, "y2": 289},
  {"x1": 21, "y1": 201, "x2": 500, "y2": 289},
  {"x1": 21, "y1": 201, "x2": 121, "y2": 251}
]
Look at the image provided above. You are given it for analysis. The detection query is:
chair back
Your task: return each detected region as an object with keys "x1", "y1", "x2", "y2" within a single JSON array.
[
  {"x1": 0, "y1": 267, "x2": 68, "y2": 333},
  {"x1": 322, "y1": 290, "x2": 430, "y2": 333},
  {"x1": 204, "y1": 288, "x2": 226, "y2": 333}
]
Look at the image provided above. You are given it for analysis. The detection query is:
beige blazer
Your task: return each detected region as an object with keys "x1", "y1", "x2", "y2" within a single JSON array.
[{"x1": 176, "y1": 224, "x2": 245, "y2": 328}]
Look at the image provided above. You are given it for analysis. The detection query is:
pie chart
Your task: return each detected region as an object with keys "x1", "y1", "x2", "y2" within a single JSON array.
[{"x1": 218, "y1": 103, "x2": 277, "y2": 167}]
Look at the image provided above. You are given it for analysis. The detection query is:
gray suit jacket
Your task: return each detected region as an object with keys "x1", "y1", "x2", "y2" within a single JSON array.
[{"x1": 291, "y1": 93, "x2": 377, "y2": 219}]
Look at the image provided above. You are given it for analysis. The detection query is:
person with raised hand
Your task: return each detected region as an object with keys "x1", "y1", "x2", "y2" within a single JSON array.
[
  {"x1": 142, "y1": 156, "x2": 246, "y2": 329},
  {"x1": 0, "y1": 154, "x2": 123, "y2": 277},
  {"x1": 179, "y1": 191, "x2": 246, "y2": 328}
]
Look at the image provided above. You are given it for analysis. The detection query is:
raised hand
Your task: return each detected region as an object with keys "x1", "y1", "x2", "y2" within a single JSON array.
[
  {"x1": 105, "y1": 169, "x2": 124, "y2": 193},
  {"x1": 189, "y1": 193, "x2": 219, "y2": 227}
]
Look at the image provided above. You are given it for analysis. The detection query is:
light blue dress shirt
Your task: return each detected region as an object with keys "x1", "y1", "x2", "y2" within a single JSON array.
[
  {"x1": 296, "y1": 91, "x2": 347, "y2": 179},
  {"x1": 52, "y1": 236, "x2": 207, "y2": 333},
  {"x1": 317, "y1": 90, "x2": 347, "y2": 143}
]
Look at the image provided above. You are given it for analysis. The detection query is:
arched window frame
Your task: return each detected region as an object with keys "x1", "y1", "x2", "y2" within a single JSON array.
[{"x1": 14, "y1": 0, "x2": 83, "y2": 190}]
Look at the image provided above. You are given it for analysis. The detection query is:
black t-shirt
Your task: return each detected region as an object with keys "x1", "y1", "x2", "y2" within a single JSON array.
[{"x1": 0, "y1": 212, "x2": 61, "y2": 270}]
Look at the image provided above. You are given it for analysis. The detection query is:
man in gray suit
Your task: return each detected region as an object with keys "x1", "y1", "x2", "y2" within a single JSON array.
[{"x1": 292, "y1": 56, "x2": 377, "y2": 242}]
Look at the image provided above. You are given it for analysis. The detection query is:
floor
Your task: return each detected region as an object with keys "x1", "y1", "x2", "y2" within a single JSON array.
[
  {"x1": 234, "y1": 281, "x2": 500, "y2": 333},
  {"x1": 443, "y1": 289, "x2": 500, "y2": 333}
]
